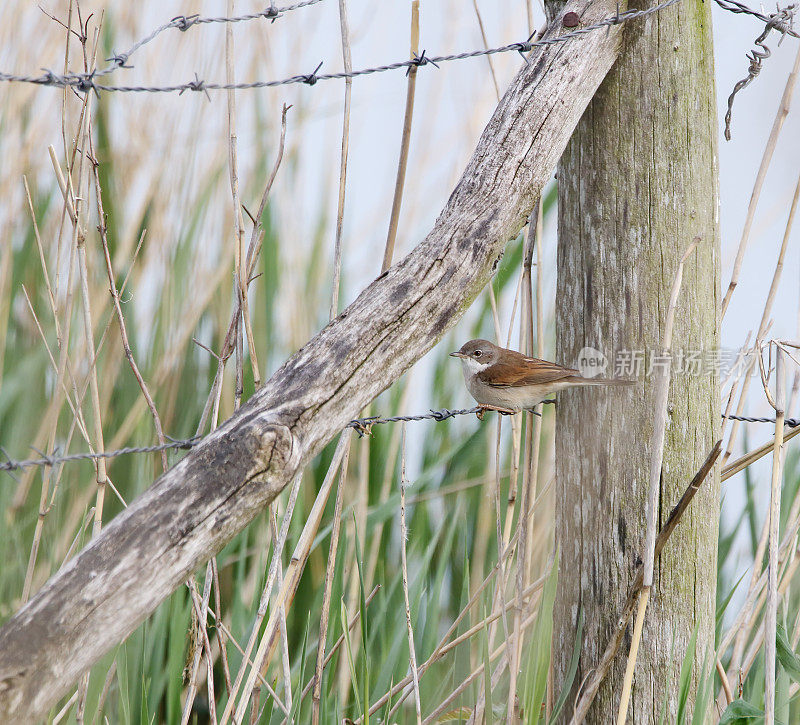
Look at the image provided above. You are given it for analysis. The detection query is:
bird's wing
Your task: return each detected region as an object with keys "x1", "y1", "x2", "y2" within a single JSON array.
[{"x1": 477, "y1": 351, "x2": 580, "y2": 388}]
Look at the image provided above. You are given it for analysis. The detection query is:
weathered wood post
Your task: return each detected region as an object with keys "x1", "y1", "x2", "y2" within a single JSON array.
[{"x1": 550, "y1": 0, "x2": 720, "y2": 720}]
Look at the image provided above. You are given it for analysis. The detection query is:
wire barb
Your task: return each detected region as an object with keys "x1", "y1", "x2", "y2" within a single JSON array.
[
  {"x1": 713, "y1": 0, "x2": 798, "y2": 37},
  {"x1": 406, "y1": 50, "x2": 439, "y2": 76},
  {"x1": 724, "y1": 5, "x2": 796, "y2": 139},
  {"x1": 172, "y1": 14, "x2": 200, "y2": 32},
  {"x1": 300, "y1": 61, "x2": 324, "y2": 85}
]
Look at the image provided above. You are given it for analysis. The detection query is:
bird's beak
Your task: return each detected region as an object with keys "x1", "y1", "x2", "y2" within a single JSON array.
[{"x1": 450, "y1": 351, "x2": 466, "y2": 358}]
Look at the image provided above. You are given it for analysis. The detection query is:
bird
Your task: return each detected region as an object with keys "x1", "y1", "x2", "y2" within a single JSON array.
[{"x1": 450, "y1": 338, "x2": 634, "y2": 415}]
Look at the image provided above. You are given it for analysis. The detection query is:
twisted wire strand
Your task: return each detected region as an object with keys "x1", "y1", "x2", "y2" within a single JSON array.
[
  {"x1": 724, "y1": 6, "x2": 797, "y2": 139},
  {"x1": 0, "y1": 408, "x2": 487, "y2": 473},
  {"x1": 97, "y1": 0, "x2": 325, "y2": 78},
  {"x1": 1, "y1": 0, "x2": 684, "y2": 95},
  {"x1": 723, "y1": 413, "x2": 800, "y2": 427},
  {"x1": 712, "y1": 0, "x2": 798, "y2": 37},
  {"x1": 0, "y1": 408, "x2": 791, "y2": 474}
]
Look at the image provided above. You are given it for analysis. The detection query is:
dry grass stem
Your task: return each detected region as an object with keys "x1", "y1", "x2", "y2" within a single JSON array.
[
  {"x1": 382, "y1": 0, "x2": 420, "y2": 273},
  {"x1": 721, "y1": 44, "x2": 800, "y2": 317},
  {"x1": 329, "y1": 0, "x2": 353, "y2": 319},
  {"x1": 362, "y1": 494, "x2": 552, "y2": 723},
  {"x1": 616, "y1": 239, "x2": 698, "y2": 725},
  {"x1": 219, "y1": 475, "x2": 302, "y2": 722},
  {"x1": 227, "y1": 434, "x2": 353, "y2": 725},
  {"x1": 295, "y1": 585, "x2": 380, "y2": 711},
  {"x1": 311, "y1": 436, "x2": 350, "y2": 725},
  {"x1": 765, "y1": 345, "x2": 786, "y2": 722},
  {"x1": 421, "y1": 608, "x2": 541, "y2": 725},
  {"x1": 571, "y1": 441, "x2": 721, "y2": 724},
  {"x1": 400, "y1": 428, "x2": 423, "y2": 725},
  {"x1": 471, "y1": 0, "x2": 500, "y2": 101},
  {"x1": 89, "y1": 135, "x2": 168, "y2": 471}
]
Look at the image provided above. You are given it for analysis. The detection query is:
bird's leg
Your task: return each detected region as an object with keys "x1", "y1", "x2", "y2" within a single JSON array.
[{"x1": 476, "y1": 404, "x2": 517, "y2": 420}]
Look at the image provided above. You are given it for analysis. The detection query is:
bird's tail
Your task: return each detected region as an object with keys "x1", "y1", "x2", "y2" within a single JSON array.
[{"x1": 574, "y1": 376, "x2": 636, "y2": 386}]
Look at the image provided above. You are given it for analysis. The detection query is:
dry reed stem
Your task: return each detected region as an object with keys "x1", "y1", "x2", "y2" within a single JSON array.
[
  {"x1": 615, "y1": 238, "x2": 698, "y2": 725},
  {"x1": 617, "y1": 237, "x2": 700, "y2": 725},
  {"x1": 295, "y1": 585, "x2": 380, "y2": 711},
  {"x1": 616, "y1": 590, "x2": 649, "y2": 725},
  {"x1": 225, "y1": 0, "x2": 248, "y2": 410},
  {"x1": 88, "y1": 660, "x2": 117, "y2": 725},
  {"x1": 53, "y1": 690, "x2": 78, "y2": 724},
  {"x1": 198, "y1": 105, "x2": 289, "y2": 433},
  {"x1": 183, "y1": 568, "x2": 218, "y2": 725},
  {"x1": 365, "y1": 381, "x2": 411, "y2": 584},
  {"x1": 740, "y1": 552, "x2": 800, "y2": 693},
  {"x1": 362, "y1": 487, "x2": 553, "y2": 723},
  {"x1": 382, "y1": 0, "x2": 420, "y2": 273},
  {"x1": 421, "y1": 608, "x2": 540, "y2": 725},
  {"x1": 400, "y1": 428, "x2": 423, "y2": 725},
  {"x1": 329, "y1": 0, "x2": 353, "y2": 319},
  {"x1": 721, "y1": 44, "x2": 800, "y2": 317},
  {"x1": 570, "y1": 440, "x2": 721, "y2": 724},
  {"x1": 509, "y1": 203, "x2": 541, "y2": 720},
  {"x1": 268, "y1": 511, "x2": 294, "y2": 714},
  {"x1": 471, "y1": 0, "x2": 501, "y2": 101},
  {"x1": 19, "y1": 119, "x2": 88, "y2": 601},
  {"x1": 219, "y1": 475, "x2": 302, "y2": 722},
  {"x1": 311, "y1": 436, "x2": 350, "y2": 725},
  {"x1": 716, "y1": 657, "x2": 733, "y2": 707},
  {"x1": 89, "y1": 136, "x2": 168, "y2": 471},
  {"x1": 212, "y1": 558, "x2": 234, "y2": 697},
  {"x1": 722, "y1": 425, "x2": 800, "y2": 481},
  {"x1": 23, "y1": 176, "x2": 58, "y2": 333},
  {"x1": 205, "y1": 608, "x2": 289, "y2": 717},
  {"x1": 226, "y1": 434, "x2": 353, "y2": 725},
  {"x1": 765, "y1": 346, "x2": 786, "y2": 722},
  {"x1": 72, "y1": 23, "x2": 105, "y2": 718}
]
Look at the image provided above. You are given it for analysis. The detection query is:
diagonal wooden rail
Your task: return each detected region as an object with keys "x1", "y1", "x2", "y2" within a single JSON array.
[{"x1": 0, "y1": 0, "x2": 625, "y2": 719}]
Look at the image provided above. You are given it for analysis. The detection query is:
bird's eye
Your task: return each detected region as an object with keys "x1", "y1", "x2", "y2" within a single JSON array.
[{"x1": 474, "y1": 350, "x2": 482, "y2": 357}]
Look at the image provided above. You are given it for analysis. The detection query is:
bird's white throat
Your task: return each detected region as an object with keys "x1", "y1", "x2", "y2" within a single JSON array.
[{"x1": 460, "y1": 357, "x2": 490, "y2": 376}]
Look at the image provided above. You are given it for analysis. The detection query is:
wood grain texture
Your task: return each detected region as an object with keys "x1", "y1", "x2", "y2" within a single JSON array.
[
  {"x1": 550, "y1": 0, "x2": 720, "y2": 721},
  {"x1": 0, "y1": 2, "x2": 624, "y2": 720}
]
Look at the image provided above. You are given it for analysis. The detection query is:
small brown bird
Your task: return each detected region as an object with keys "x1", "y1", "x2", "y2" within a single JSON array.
[{"x1": 450, "y1": 339, "x2": 633, "y2": 414}]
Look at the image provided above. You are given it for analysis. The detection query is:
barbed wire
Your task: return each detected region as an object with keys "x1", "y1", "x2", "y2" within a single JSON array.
[
  {"x1": 1, "y1": 0, "x2": 795, "y2": 97},
  {"x1": 0, "y1": 408, "x2": 793, "y2": 475},
  {"x1": 1, "y1": 0, "x2": 686, "y2": 96},
  {"x1": 712, "y1": 0, "x2": 798, "y2": 37},
  {"x1": 724, "y1": 3, "x2": 797, "y2": 139},
  {"x1": 0, "y1": 406, "x2": 491, "y2": 474},
  {"x1": 723, "y1": 413, "x2": 800, "y2": 426},
  {"x1": 0, "y1": 437, "x2": 201, "y2": 475},
  {"x1": 95, "y1": 0, "x2": 325, "y2": 79}
]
